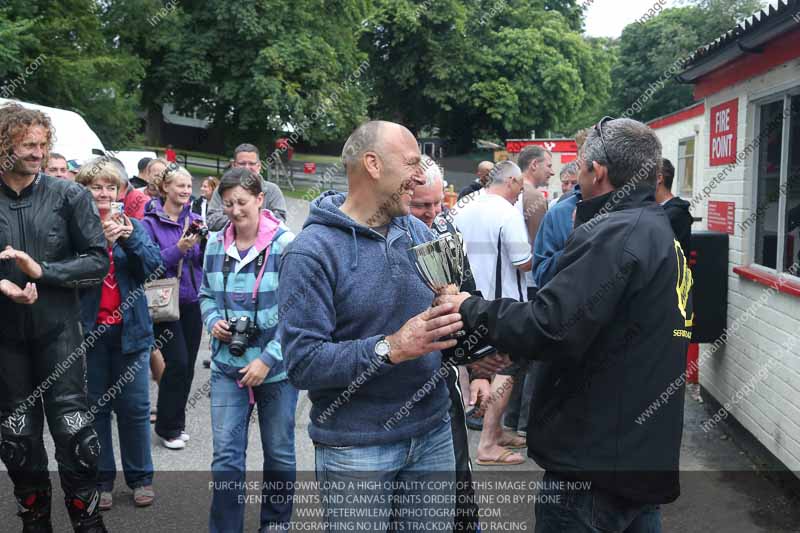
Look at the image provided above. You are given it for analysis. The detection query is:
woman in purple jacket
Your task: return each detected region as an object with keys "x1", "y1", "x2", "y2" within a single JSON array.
[{"x1": 141, "y1": 165, "x2": 205, "y2": 450}]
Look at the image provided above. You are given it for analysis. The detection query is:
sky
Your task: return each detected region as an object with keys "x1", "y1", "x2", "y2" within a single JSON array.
[
  {"x1": 584, "y1": 0, "x2": 680, "y2": 38},
  {"x1": 583, "y1": 0, "x2": 776, "y2": 38}
]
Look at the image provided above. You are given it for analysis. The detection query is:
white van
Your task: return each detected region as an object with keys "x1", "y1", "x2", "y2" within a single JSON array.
[
  {"x1": 0, "y1": 98, "x2": 106, "y2": 163},
  {"x1": 114, "y1": 150, "x2": 157, "y2": 179}
]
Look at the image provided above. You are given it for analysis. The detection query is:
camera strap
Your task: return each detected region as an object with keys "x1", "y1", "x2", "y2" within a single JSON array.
[{"x1": 221, "y1": 245, "x2": 269, "y2": 323}]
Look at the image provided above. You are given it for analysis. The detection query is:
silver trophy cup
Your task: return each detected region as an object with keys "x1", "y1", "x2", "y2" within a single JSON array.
[
  {"x1": 409, "y1": 232, "x2": 465, "y2": 294},
  {"x1": 409, "y1": 232, "x2": 496, "y2": 363},
  {"x1": 409, "y1": 232, "x2": 466, "y2": 341}
]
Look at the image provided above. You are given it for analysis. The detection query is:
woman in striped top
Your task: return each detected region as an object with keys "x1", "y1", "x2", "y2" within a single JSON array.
[{"x1": 198, "y1": 167, "x2": 297, "y2": 533}]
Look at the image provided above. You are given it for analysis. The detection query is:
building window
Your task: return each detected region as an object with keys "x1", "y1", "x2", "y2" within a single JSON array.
[
  {"x1": 753, "y1": 93, "x2": 800, "y2": 273},
  {"x1": 678, "y1": 137, "x2": 695, "y2": 196}
]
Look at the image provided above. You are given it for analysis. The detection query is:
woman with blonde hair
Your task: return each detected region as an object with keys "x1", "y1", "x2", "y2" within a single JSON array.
[
  {"x1": 141, "y1": 165, "x2": 206, "y2": 450},
  {"x1": 193, "y1": 176, "x2": 219, "y2": 222},
  {"x1": 76, "y1": 158, "x2": 163, "y2": 509}
]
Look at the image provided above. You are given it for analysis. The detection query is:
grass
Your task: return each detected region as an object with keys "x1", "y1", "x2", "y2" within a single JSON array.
[
  {"x1": 186, "y1": 164, "x2": 223, "y2": 178},
  {"x1": 281, "y1": 187, "x2": 316, "y2": 200},
  {"x1": 125, "y1": 145, "x2": 224, "y2": 161},
  {"x1": 126, "y1": 144, "x2": 341, "y2": 165},
  {"x1": 292, "y1": 153, "x2": 341, "y2": 165},
  {"x1": 185, "y1": 163, "x2": 316, "y2": 201}
]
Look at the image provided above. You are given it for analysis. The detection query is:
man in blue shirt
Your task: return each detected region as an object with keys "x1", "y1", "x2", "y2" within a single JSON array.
[{"x1": 533, "y1": 176, "x2": 581, "y2": 288}]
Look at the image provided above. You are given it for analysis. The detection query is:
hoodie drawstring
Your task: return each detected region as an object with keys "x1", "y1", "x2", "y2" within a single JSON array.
[
  {"x1": 350, "y1": 227, "x2": 359, "y2": 270},
  {"x1": 237, "y1": 379, "x2": 256, "y2": 406}
]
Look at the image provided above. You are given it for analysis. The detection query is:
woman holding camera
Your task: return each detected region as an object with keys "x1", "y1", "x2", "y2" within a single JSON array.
[
  {"x1": 198, "y1": 168, "x2": 297, "y2": 533},
  {"x1": 76, "y1": 159, "x2": 163, "y2": 509},
  {"x1": 141, "y1": 165, "x2": 205, "y2": 450}
]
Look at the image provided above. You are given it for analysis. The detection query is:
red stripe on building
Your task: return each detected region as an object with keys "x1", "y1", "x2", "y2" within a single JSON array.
[
  {"x1": 693, "y1": 27, "x2": 800, "y2": 100},
  {"x1": 733, "y1": 265, "x2": 800, "y2": 299},
  {"x1": 647, "y1": 103, "x2": 704, "y2": 130},
  {"x1": 505, "y1": 139, "x2": 578, "y2": 154}
]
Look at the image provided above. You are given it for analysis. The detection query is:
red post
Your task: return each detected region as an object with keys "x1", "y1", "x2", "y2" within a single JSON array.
[{"x1": 686, "y1": 343, "x2": 699, "y2": 384}]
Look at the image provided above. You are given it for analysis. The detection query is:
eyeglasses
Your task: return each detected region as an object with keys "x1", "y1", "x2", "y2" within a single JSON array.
[{"x1": 594, "y1": 116, "x2": 615, "y2": 168}]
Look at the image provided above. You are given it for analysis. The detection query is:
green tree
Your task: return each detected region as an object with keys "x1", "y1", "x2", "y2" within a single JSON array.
[
  {"x1": 361, "y1": 0, "x2": 471, "y2": 135},
  {"x1": 106, "y1": 0, "x2": 373, "y2": 149},
  {"x1": 1, "y1": 0, "x2": 144, "y2": 148},
  {"x1": 0, "y1": 8, "x2": 35, "y2": 77},
  {"x1": 560, "y1": 37, "x2": 618, "y2": 135},
  {"x1": 362, "y1": 0, "x2": 609, "y2": 151},
  {"x1": 610, "y1": 0, "x2": 763, "y2": 122},
  {"x1": 98, "y1": 0, "x2": 180, "y2": 145}
]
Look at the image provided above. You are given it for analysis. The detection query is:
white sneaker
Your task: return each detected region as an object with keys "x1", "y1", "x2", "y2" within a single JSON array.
[
  {"x1": 162, "y1": 437, "x2": 186, "y2": 450},
  {"x1": 179, "y1": 431, "x2": 190, "y2": 442}
]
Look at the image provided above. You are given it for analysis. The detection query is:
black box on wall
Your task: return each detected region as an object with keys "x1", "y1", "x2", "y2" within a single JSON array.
[{"x1": 689, "y1": 231, "x2": 729, "y2": 343}]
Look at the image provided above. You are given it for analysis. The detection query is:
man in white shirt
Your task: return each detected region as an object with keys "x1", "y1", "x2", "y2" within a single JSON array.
[{"x1": 454, "y1": 160, "x2": 532, "y2": 465}]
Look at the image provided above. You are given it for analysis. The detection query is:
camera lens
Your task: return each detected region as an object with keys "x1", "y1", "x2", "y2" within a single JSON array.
[
  {"x1": 228, "y1": 317, "x2": 250, "y2": 357},
  {"x1": 229, "y1": 339, "x2": 246, "y2": 357}
]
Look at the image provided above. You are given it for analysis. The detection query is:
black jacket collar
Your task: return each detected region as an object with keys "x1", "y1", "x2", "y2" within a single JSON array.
[
  {"x1": 575, "y1": 184, "x2": 656, "y2": 227},
  {"x1": 0, "y1": 173, "x2": 42, "y2": 200}
]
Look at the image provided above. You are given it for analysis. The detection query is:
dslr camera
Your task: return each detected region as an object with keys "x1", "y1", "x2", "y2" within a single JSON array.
[
  {"x1": 228, "y1": 316, "x2": 259, "y2": 357},
  {"x1": 185, "y1": 220, "x2": 209, "y2": 238}
]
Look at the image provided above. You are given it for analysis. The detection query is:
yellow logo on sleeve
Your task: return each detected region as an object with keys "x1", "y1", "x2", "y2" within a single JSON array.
[{"x1": 674, "y1": 240, "x2": 694, "y2": 336}]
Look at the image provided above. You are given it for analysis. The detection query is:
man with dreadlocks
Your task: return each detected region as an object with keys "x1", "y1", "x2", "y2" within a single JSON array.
[{"x1": 0, "y1": 102, "x2": 109, "y2": 532}]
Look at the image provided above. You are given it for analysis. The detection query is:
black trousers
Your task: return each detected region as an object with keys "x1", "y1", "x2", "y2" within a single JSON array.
[
  {"x1": 447, "y1": 364, "x2": 480, "y2": 531},
  {"x1": 154, "y1": 302, "x2": 202, "y2": 440},
  {"x1": 0, "y1": 321, "x2": 97, "y2": 500}
]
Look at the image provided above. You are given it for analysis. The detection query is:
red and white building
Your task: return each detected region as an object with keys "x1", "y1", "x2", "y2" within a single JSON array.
[
  {"x1": 505, "y1": 138, "x2": 578, "y2": 201},
  {"x1": 670, "y1": 0, "x2": 800, "y2": 474}
]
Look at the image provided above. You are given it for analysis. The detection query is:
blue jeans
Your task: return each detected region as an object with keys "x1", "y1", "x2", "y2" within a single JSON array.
[
  {"x1": 85, "y1": 325, "x2": 153, "y2": 491},
  {"x1": 210, "y1": 369, "x2": 298, "y2": 533},
  {"x1": 535, "y1": 472, "x2": 661, "y2": 533},
  {"x1": 315, "y1": 420, "x2": 455, "y2": 533}
]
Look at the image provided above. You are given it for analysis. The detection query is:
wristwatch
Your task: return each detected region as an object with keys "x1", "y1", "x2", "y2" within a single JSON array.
[{"x1": 375, "y1": 336, "x2": 393, "y2": 364}]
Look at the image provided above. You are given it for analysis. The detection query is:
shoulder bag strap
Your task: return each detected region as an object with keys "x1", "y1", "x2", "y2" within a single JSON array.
[{"x1": 176, "y1": 215, "x2": 190, "y2": 281}]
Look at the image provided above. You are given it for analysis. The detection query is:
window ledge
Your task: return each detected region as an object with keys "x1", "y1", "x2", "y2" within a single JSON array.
[{"x1": 733, "y1": 265, "x2": 800, "y2": 298}]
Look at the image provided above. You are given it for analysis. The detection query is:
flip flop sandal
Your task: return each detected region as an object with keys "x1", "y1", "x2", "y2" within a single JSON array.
[
  {"x1": 476, "y1": 449, "x2": 525, "y2": 466},
  {"x1": 499, "y1": 435, "x2": 527, "y2": 449}
]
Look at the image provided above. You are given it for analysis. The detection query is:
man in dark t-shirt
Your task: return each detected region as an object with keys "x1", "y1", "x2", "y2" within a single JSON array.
[{"x1": 656, "y1": 158, "x2": 692, "y2": 255}]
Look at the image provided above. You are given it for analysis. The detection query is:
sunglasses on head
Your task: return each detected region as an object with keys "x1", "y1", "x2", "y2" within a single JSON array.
[{"x1": 594, "y1": 116, "x2": 616, "y2": 168}]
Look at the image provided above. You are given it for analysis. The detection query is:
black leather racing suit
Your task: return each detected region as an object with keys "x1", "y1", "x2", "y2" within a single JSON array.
[{"x1": 0, "y1": 174, "x2": 109, "y2": 531}]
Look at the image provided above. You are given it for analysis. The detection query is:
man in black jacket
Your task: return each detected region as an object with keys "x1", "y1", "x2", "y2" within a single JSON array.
[
  {"x1": 438, "y1": 118, "x2": 693, "y2": 532},
  {"x1": 656, "y1": 158, "x2": 692, "y2": 256},
  {"x1": 458, "y1": 160, "x2": 494, "y2": 199},
  {"x1": 0, "y1": 103, "x2": 110, "y2": 532}
]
